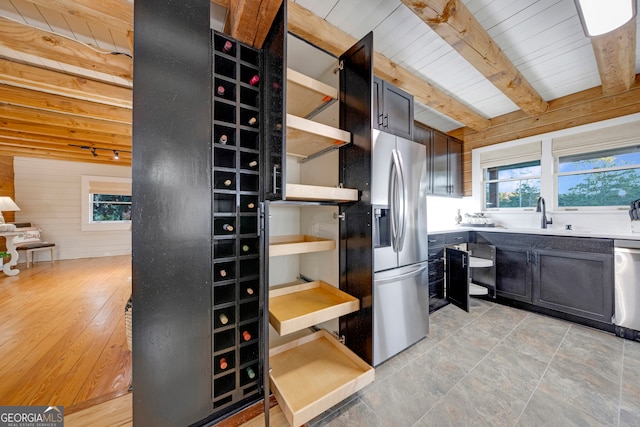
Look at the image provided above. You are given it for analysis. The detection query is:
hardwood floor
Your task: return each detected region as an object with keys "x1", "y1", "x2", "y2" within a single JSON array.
[{"x1": 0, "y1": 255, "x2": 132, "y2": 413}]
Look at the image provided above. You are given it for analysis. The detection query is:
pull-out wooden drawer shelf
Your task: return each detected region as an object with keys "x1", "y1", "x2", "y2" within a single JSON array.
[
  {"x1": 269, "y1": 235, "x2": 335, "y2": 257},
  {"x1": 269, "y1": 329, "x2": 375, "y2": 427},
  {"x1": 286, "y1": 68, "x2": 337, "y2": 118},
  {"x1": 269, "y1": 281, "x2": 359, "y2": 335},
  {"x1": 286, "y1": 114, "x2": 350, "y2": 159},
  {"x1": 285, "y1": 183, "x2": 358, "y2": 202}
]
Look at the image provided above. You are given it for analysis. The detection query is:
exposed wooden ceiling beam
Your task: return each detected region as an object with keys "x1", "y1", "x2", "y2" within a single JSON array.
[
  {"x1": 0, "y1": 17, "x2": 133, "y2": 80},
  {"x1": 20, "y1": 0, "x2": 133, "y2": 33},
  {"x1": 0, "y1": 84, "x2": 131, "y2": 123},
  {"x1": 0, "y1": 128, "x2": 131, "y2": 152},
  {"x1": 0, "y1": 137, "x2": 131, "y2": 160},
  {"x1": 456, "y1": 73, "x2": 640, "y2": 148},
  {"x1": 227, "y1": 0, "x2": 282, "y2": 48},
  {"x1": 0, "y1": 144, "x2": 130, "y2": 165},
  {"x1": 287, "y1": 0, "x2": 490, "y2": 131},
  {"x1": 0, "y1": 104, "x2": 131, "y2": 136},
  {"x1": 590, "y1": 20, "x2": 637, "y2": 95},
  {"x1": 400, "y1": 0, "x2": 549, "y2": 116},
  {"x1": 0, "y1": 118, "x2": 131, "y2": 146},
  {"x1": 0, "y1": 59, "x2": 132, "y2": 108}
]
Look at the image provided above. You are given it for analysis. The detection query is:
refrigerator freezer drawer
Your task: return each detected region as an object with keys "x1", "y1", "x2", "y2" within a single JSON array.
[{"x1": 373, "y1": 263, "x2": 429, "y2": 366}]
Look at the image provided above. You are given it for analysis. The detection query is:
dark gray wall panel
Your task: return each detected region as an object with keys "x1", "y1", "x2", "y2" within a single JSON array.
[{"x1": 132, "y1": 1, "x2": 213, "y2": 426}]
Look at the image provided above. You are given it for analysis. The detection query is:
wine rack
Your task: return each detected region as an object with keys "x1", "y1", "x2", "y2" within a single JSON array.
[{"x1": 211, "y1": 31, "x2": 262, "y2": 414}]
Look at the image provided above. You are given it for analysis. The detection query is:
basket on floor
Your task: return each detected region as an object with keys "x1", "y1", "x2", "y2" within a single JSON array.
[{"x1": 125, "y1": 297, "x2": 132, "y2": 351}]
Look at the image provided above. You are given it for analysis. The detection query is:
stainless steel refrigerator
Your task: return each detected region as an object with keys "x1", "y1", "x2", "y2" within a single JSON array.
[{"x1": 371, "y1": 129, "x2": 429, "y2": 366}]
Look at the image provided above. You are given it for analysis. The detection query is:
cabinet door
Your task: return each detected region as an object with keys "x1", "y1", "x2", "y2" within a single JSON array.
[
  {"x1": 414, "y1": 122, "x2": 433, "y2": 193},
  {"x1": 448, "y1": 137, "x2": 463, "y2": 197},
  {"x1": 381, "y1": 81, "x2": 413, "y2": 140},
  {"x1": 432, "y1": 131, "x2": 449, "y2": 195},
  {"x1": 495, "y1": 246, "x2": 532, "y2": 303},
  {"x1": 445, "y1": 247, "x2": 469, "y2": 312},
  {"x1": 373, "y1": 76, "x2": 383, "y2": 130},
  {"x1": 339, "y1": 32, "x2": 374, "y2": 204},
  {"x1": 262, "y1": 10, "x2": 286, "y2": 201},
  {"x1": 533, "y1": 249, "x2": 614, "y2": 323},
  {"x1": 339, "y1": 204, "x2": 374, "y2": 366}
]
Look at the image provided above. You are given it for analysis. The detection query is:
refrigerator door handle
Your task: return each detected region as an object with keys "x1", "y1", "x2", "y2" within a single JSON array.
[
  {"x1": 389, "y1": 151, "x2": 400, "y2": 252},
  {"x1": 374, "y1": 265, "x2": 427, "y2": 285},
  {"x1": 395, "y1": 148, "x2": 407, "y2": 252}
]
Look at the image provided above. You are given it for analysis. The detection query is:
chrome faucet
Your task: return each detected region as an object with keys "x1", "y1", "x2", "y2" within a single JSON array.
[{"x1": 536, "y1": 197, "x2": 552, "y2": 229}]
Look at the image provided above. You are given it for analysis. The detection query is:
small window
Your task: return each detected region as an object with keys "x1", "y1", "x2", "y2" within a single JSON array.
[
  {"x1": 557, "y1": 146, "x2": 640, "y2": 208},
  {"x1": 81, "y1": 175, "x2": 132, "y2": 231},
  {"x1": 484, "y1": 161, "x2": 541, "y2": 209},
  {"x1": 92, "y1": 194, "x2": 132, "y2": 222}
]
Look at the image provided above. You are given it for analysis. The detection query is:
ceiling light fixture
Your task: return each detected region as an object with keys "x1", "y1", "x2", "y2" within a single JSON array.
[
  {"x1": 574, "y1": 0, "x2": 636, "y2": 37},
  {"x1": 68, "y1": 144, "x2": 131, "y2": 160}
]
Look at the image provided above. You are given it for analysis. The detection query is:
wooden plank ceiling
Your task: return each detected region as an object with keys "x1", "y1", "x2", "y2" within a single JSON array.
[{"x1": 0, "y1": 0, "x2": 638, "y2": 190}]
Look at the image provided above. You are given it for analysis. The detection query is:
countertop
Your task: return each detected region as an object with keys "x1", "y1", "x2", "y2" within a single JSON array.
[{"x1": 428, "y1": 226, "x2": 640, "y2": 241}]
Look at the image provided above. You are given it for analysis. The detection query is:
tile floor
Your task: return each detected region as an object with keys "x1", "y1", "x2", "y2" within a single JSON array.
[{"x1": 309, "y1": 299, "x2": 640, "y2": 427}]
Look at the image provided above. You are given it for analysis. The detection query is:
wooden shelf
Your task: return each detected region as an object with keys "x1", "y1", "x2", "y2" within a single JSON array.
[
  {"x1": 269, "y1": 329, "x2": 375, "y2": 427},
  {"x1": 269, "y1": 235, "x2": 335, "y2": 257},
  {"x1": 269, "y1": 281, "x2": 359, "y2": 335},
  {"x1": 286, "y1": 114, "x2": 350, "y2": 159},
  {"x1": 285, "y1": 183, "x2": 358, "y2": 202},
  {"x1": 286, "y1": 68, "x2": 337, "y2": 118},
  {"x1": 469, "y1": 256, "x2": 493, "y2": 268}
]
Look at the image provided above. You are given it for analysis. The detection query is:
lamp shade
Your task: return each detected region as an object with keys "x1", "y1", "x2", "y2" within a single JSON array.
[
  {"x1": 0, "y1": 196, "x2": 20, "y2": 212},
  {"x1": 575, "y1": 0, "x2": 636, "y2": 36}
]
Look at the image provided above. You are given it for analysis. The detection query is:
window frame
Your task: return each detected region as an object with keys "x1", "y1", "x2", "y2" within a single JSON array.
[
  {"x1": 554, "y1": 146, "x2": 640, "y2": 211},
  {"x1": 81, "y1": 175, "x2": 132, "y2": 231},
  {"x1": 483, "y1": 160, "x2": 542, "y2": 211}
]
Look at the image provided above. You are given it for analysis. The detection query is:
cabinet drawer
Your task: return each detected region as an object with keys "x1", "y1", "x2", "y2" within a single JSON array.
[
  {"x1": 427, "y1": 246, "x2": 444, "y2": 262},
  {"x1": 428, "y1": 260, "x2": 444, "y2": 281},
  {"x1": 427, "y1": 234, "x2": 445, "y2": 246},
  {"x1": 445, "y1": 231, "x2": 469, "y2": 245}
]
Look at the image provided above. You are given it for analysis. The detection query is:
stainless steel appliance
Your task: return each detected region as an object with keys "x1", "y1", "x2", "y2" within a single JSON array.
[
  {"x1": 614, "y1": 240, "x2": 640, "y2": 340},
  {"x1": 371, "y1": 129, "x2": 429, "y2": 365}
]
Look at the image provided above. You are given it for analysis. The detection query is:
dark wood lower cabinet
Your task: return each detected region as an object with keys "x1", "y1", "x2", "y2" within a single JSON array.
[
  {"x1": 445, "y1": 248, "x2": 469, "y2": 312},
  {"x1": 495, "y1": 246, "x2": 532, "y2": 303},
  {"x1": 533, "y1": 249, "x2": 614, "y2": 324},
  {"x1": 473, "y1": 232, "x2": 614, "y2": 330}
]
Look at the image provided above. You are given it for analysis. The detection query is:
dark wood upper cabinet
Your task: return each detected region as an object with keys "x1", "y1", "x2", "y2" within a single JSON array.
[
  {"x1": 414, "y1": 123, "x2": 463, "y2": 198},
  {"x1": 372, "y1": 76, "x2": 413, "y2": 140},
  {"x1": 432, "y1": 130, "x2": 449, "y2": 195}
]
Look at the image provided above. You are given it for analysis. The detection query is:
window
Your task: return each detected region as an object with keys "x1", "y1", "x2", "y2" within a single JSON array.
[
  {"x1": 92, "y1": 194, "x2": 132, "y2": 222},
  {"x1": 81, "y1": 176, "x2": 132, "y2": 231},
  {"x1": 484, "y1": 161, "x2": 541, "y2": 209},
  {"x1": 557, "y1": 146, "x2": 640, "y2": 208}
]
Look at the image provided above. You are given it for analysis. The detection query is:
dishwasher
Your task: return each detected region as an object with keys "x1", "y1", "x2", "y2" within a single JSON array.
[{"x1": 614, "y1": 240, "x2": 640, "y2": 340}]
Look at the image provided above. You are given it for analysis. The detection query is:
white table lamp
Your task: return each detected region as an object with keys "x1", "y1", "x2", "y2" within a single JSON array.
[{"x1": 0, "y1": 197, "x2": 20, "y2": 224}]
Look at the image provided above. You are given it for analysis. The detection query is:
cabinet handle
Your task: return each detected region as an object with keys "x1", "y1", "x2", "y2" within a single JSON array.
[{"x1": 383, "y1": 114, "x2": 389, "y2": 128}]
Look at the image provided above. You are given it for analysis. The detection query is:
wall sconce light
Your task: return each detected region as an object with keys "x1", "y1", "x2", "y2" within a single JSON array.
[
  {"x1": 575, "y1": 0, "x2": 636, "y2": 36},
  {"x1": 0, "y1": 196, "x2": 20, "y2": 224},
  {"x1": 113, "y1": 150, "x2": 120, "y2": 160}
]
